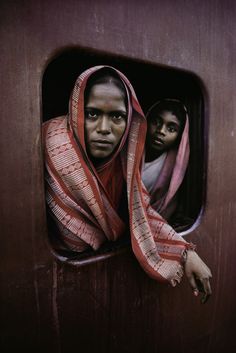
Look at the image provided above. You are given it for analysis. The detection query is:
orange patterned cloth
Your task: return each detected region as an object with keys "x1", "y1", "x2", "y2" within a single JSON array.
[{"x1": 43, "y1": 66, "x2": 193, "y2": 286}]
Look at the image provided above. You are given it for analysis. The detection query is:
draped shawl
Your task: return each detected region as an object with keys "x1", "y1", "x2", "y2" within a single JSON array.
[
  {"x1": 43, "y1": 66, "x2": 193, "y2": 286},
  {"x1": 144, "y1": 99, "x2": 190, "y2": 221}
]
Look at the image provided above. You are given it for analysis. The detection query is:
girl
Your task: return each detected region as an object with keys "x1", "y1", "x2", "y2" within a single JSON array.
[{"x1": 143, "y1": 99, "x2": 190, "y2": 225}]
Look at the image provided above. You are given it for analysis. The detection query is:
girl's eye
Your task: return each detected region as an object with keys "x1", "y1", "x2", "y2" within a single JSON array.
[
  {"x1": 151, "y1": 118, "x2": 162, "y2": 127},
  {"x1": 168, "y1": 125, "x2": 178, "y2": 133}
]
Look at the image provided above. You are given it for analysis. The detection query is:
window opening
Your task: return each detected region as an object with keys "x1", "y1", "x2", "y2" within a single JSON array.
[{"x1": 42, "y1": 47, "x2": 206, "y2": 264}]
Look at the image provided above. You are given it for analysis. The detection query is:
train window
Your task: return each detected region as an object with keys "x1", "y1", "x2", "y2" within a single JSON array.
[{"x1": 42, "y1": 47, "x2": 206, "y2": 264}]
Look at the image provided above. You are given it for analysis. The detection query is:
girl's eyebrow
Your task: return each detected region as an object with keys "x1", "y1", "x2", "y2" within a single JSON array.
[
  {"x1": 168, "y1": 121, "x2": 180, "y2": 126},
  {"x1": 150, "y1": 115, "x2": 162, "y2": 121}
]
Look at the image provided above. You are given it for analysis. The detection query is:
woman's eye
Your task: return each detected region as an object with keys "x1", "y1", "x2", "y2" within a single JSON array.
[
  {"x1": 85, "y1": 111, "x2": 98, "y2": 119},
  {"x1": 112, "y1": 114, "x2": 126, "y2": 122}
]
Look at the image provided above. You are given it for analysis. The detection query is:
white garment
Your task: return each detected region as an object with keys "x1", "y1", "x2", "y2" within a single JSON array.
[{"x1": 142, "y1": 152, "x2": 167, "y2": 193}]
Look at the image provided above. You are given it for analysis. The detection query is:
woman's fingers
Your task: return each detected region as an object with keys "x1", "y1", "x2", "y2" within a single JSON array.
[
  {"x1": 200, "y1": 277, "x2": 212, "y2": 304},
  {"x1": 184, "y1": 250, "x2": 212, "y2": 303},
  {"x1": 187, "y1": 275, "x2": 212, "y2": 304},
  {"x1": 187, "y1": 274, "x2": 200, "y2": 297}
]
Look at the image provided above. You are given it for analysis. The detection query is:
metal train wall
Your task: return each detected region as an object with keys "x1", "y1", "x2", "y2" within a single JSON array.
[{"x1": 1, "y1": 1, "x2": 236, "y2": 352}]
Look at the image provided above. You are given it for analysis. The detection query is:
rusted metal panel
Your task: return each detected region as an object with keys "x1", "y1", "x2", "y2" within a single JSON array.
[{"x1": 1, "y1": 0, "x2": 236, "y2": 352}]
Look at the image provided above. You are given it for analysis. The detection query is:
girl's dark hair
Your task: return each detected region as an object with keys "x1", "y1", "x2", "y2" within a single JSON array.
[
  {"x1": 84, "y1": 67, "x2": 128, "y2": 107},
  {"x1": 147, "y1": 99, "x2": 187, "y2": 128}
]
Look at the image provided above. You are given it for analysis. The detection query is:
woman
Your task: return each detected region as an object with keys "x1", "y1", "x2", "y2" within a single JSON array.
[{"x1": 43, "y1": 66, "x2": 212, "y2": 302}]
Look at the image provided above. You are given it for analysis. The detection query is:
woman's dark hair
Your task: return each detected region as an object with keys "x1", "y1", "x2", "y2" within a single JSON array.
[{"x1": 84, "y1": 67, "x2": 128, "y2": 107}]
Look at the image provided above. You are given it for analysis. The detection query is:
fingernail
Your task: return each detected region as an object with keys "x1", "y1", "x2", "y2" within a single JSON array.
[{"x1": 193, "y1": 289, "x2": 199, "y2": 297}]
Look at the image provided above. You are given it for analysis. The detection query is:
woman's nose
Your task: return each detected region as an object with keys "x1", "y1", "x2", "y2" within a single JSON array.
[{"x1": 97, "y1": 115, "x2": 111, "y2": 134}]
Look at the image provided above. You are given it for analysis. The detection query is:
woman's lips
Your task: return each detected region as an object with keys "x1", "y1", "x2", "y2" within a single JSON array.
[{"x1": 91, "y1": 140, "x2": 113, "y2": 148}]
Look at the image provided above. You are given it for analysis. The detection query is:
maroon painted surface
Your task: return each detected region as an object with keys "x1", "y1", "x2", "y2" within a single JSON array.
[{"x1": 1, "y1": 1, "x2": 236, "y2": 352}]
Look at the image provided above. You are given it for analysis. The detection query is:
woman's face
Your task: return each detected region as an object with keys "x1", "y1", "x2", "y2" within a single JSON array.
[
  {"x1": 84, "y1": 81, "x2": 127, "y2": 161},
  {"x1": 146, "y1": 110, "x2": 181, "y2": 156}
]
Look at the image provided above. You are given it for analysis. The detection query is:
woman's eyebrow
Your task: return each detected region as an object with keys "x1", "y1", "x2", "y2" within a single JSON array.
[
  {"x1": 109, "y1": 109, "x2": 127, "y2": 115},
  {"x1": 85, "y1": 107, "x2": 127, "y2": 115},
  {"x1": 84, "y1": 107, "x2": 102, "y2": 115},
  {"x1": 84, "y1": 107, "x2": 100, "y2": 111}
]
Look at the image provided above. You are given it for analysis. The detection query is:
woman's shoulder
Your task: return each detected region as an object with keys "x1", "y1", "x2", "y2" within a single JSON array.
[
  {"x1": 43, "y1": 115, "x2": 67, "y2": 128},
  {"x1": 42, "y1": 115, "x2": 69, "y2": 150}
]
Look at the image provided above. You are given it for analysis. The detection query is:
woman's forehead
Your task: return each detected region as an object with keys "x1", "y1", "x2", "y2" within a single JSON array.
[{"x1": 85, "y1": 82, "x2": 127, "y2": 108}]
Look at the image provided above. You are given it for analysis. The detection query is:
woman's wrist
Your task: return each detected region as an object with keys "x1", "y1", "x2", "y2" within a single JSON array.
[
  {"x1": 186, "y1": 242, "x2": 196, "y2": 251},
  {"x1": 182, "y1": 243, "x2": 196, "y2": 265}
]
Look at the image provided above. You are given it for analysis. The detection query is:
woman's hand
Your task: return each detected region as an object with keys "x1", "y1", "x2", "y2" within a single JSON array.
[{"x1": 184, "y1": 250, "x2": 212, "y2": 304}]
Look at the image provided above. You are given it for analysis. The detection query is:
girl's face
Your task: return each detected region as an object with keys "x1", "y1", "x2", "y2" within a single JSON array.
[
  {"x1": 84, "y1": 81, "x2": 127, "y2": 161},
  {"x1": 146, "y1": 110, "x2": 181, "y2": 157}
]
